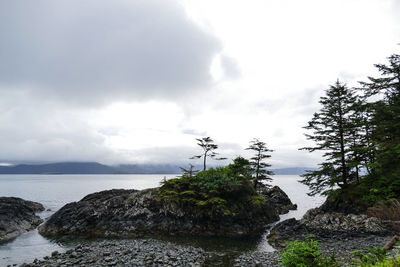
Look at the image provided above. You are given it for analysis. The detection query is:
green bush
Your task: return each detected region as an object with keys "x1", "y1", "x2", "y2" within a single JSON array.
[
  {"x1": 156, "y1": 157, "x2": 265, "y2": 217},
  {"x1": 350, "y1": 247, "x2": 400, "y2": 267},
  {"x1": 367, "y1": 257, "x2": 400, "y2": 267},
  {"x1": 352, "y1": 247, "x2": 387, "y2": 265},
  {"x1": 280, "y1": 237, "x2": 336, "y2": 267}
]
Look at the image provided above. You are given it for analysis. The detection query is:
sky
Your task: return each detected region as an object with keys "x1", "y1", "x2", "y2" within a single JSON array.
[{"x1": 0, "y1": 0, "x2": 399, "y2": 168}]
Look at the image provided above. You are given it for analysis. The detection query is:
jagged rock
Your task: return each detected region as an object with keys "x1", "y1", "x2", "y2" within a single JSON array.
[
  {"x1": 39, "y1": 188, "x2": 279, "y2": 238},
  {"x1": 318, "y1": 197, "x2": 365, "y2": 214},
  {"x1": 0, "y1": 197, "x2": 44, "y2": 242},
  {"x1": 268, "y1": 207, "x2": 391, "y2": 248},
  {"x1": 267, "y1": 218, "x2": 304, "y2": 248},
  {"x1": 258, "y1": 185, "x2": 297, "y2": 214},
  {"x1": 301, "y1": 208, "x2": 388, "y2": 235}
]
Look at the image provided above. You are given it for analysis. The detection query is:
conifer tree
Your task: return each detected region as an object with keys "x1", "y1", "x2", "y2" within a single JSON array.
[
  {"x1": 180, "y1": 164, "x2": 198, "y2": 178},
  {"x1": 359, "y1": 53, "x2": 400, "y2": 184},
  {"x1": 246, "y1": 138, "x2": 273, "y2": 189},
  {"x1": 300, "y1": 80, "x2": 358, "y2": 196},
  {"x1": 190, "y1": 137, "x2": 226, "y2": 171}
]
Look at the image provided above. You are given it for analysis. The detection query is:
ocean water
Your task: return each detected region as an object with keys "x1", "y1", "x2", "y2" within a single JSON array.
[{"x1": 0, "y1": 174, "x2": 324, "y2": 265}]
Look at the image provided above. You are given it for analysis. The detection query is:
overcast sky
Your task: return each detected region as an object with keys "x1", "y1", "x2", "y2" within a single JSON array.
[{"x1": 0, "y1": 0, "x2": 399, "y2": 168}]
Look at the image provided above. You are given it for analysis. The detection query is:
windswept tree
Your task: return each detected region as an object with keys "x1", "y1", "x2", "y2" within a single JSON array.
[
  {"x1": 300, "y1": 80, "x2": 358, "y2": 196},
  {"x1": 191, "y1": 137, "x2": 226, "y2": 171},
  {"x1": 246, "y1": 138, "x2": 274, "y2": 189}
]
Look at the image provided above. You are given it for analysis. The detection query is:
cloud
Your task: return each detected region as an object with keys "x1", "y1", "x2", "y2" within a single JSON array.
[
  {"x1": 0, "y1": 0, "x2": 221, "y2": 106},
  {"x1": 220, "y1": 55, "x2": 241, "y2": 79}
]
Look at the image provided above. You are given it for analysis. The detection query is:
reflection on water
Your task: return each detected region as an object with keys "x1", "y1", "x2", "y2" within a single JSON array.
[
  {"x1": 0, "y1": 229, "x2": 66, "y2": 266},
  {"x1": 0, "y1": 174, "x2": 324, "y2": 265}
]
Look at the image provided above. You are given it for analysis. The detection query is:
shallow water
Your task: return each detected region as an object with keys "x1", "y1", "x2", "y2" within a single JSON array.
[{"x1": 0, "y1": 174, "x2": 324, "y2": 265}]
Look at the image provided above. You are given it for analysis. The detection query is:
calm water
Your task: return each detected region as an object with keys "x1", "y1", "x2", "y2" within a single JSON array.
[{"x1": 0, "y1": 174, "x2": 324, "y2": 266}]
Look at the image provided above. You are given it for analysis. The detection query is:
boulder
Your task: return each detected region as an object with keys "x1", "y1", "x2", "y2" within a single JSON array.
[
  {"x1": 258, "y1": 185, "x2": 297, "y2": 214},
  {"x1": 0, "y1": 197, "x2": 45, "y2": 242},
  {"x1": 39, "y1": 188, "x2": 280, "y2": 238}
]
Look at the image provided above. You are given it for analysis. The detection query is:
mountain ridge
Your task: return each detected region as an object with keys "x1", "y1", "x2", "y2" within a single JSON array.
[{"x1": 0, "y1": 162, "x2": 315, "y2": 175}]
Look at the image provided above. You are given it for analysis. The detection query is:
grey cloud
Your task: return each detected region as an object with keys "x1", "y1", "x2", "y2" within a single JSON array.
[
  {"x1": 220, "y1": 55, "x2": 241, "y2": 79},
  {"x1": 181, "y1": 129, "x2": 207, "y2": 136},
  {"x1": 0, "y1": 90, "x2": 122, "y2": 163},
  {"x1": 0, "y1": 0, "x2": 221, "y2": 105}
]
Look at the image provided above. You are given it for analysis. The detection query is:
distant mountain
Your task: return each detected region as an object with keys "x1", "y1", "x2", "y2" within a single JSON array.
[
  {"x1": 0, "y1": 161, "x2": 315, "y2": 175},
  {"x1": 0, "y1": 162, "x2": 117, "y2": 174},
  {"x1": 115, "y1": 164, "x2": 182, "y2": 174},
  {"x1": 271, "y1": 167, "x2": 315, "y2": 175}
]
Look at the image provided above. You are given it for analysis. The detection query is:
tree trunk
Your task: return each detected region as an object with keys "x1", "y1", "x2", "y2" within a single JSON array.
[
  {"x1": 383, "y1": 235, "x2": 398, "y2": 250},
  {"x1": 203, "y1": 152, "x2": 207, "y2": 171}
]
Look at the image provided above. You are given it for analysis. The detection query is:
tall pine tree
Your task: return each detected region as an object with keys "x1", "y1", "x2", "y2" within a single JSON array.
[
  {"x1": 360, "y1": 53, "x2": 400, "y2": 192},
  {"x1": 300, "y1": 80, "x2": 358, "y2": 196},
  {"x1": 246, "y1": 138, "x2": 273, "y2": 189}
]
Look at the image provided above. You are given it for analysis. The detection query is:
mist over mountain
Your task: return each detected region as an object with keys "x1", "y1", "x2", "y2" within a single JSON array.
[{"x1": 0, "y1": 162, "x2": 314, "y2": 175}]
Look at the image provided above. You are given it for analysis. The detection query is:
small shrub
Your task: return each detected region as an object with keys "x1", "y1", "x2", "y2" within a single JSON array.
[
  {"x1": 250, "y1": 195, "x2": 267, "y2": 206},
  {"x1": 280, "y1": 237, "x2": 336, "y2": 267},
  {"x1": 352, "y1": 247, "x2": 389, "y2": 266}
]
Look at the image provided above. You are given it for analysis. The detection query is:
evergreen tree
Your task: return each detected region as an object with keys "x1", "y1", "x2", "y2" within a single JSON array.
[
  {"x1": 347, "y1": 100, "x2": 376, "y2": 178},
  {"x1": 300, "y1": 80, "x2": 358, "y2": 196},
  {"x1": 190, "y1": 137, "x2": 226, "y2": 171},
  {"x1": 180, "y1": 164, "x2": 199, "y2": 178},
  {"x1": 228, "y1": 156, "x2": 253, "y2": 181},
  {"x1": 246, "y1": 138, "x2": 273, "y2": 189},
  {"x1": 359, "y1": 53, "x2": 400, "y2": 188}
]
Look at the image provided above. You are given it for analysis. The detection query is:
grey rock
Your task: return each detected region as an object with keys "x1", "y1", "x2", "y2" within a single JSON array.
[
  {"x1": 0, "y1": 197, "x2": 44, "y2": 242},
  {"x1": 268, "y1": 207, "x2": 392, "y2": 249},
  {"x1": 258, "y1": 185, "x2": 297, "y2": 214},
  {"x1": 39, "y1": 188, "x2": 279, "y2": 238}
]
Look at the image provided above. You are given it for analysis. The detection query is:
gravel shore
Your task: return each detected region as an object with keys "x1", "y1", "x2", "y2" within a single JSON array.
[
  {"x1": 16, "y1": 234, "x2": 396, "y2": 267},
  {"x1": 19, "y1": 239, "x2": 206, "y2": 267}
]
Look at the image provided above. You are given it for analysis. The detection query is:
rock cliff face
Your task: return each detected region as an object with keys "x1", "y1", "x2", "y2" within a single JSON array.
[
  {"x1": 0, "y1": 197, "x2": 45, "y2": 242},
  {"x1": 268, "y1": 207, "x2": 391, "y2": 248},
  {"x1": 258, "y1": 185, "x2": 297, "y2": 214},
  {"x1": 39, "y1": 188, "x2": 281, "y2": 238}
]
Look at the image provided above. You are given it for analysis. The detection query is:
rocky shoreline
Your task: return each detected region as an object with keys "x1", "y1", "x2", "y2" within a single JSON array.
[
  {"x1": 19, "y1": 239, "x2": 206, "y2": 267},
  {"x1": 0, "y1": 197, "x2": 45, "y2": 242},
  {"x1": 16, "y1": 234, "x2": 397, "y2": 267},
  {"x1": 5, "y1": 186, "x2": 398, "y2": 266},
  {"x1": 267, "y1": 207, "x2": 393, "y2": 249}
]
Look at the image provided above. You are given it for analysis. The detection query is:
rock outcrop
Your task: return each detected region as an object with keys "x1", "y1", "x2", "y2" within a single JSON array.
[
  {"x1": 268, "y1": 207, "x2": 391, "y2": 248},
  {"x1": 0, "y1": 197, "x2": 45, "y2": 242},
  {"x1": 301, "y1": 208, "x2": 388, "y2": 235},
  {"x1": 259, "y1": 185, "x2": 297, "y2": 214},
  {"x1": 39, "y1": 188, "x2": 280, "y2": 238}
]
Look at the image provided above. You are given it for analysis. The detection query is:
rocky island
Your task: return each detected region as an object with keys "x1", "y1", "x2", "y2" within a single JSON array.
[
  {"x1": 0, "y1": 197, "x2": 44, "y2": 243},
  {"x1": 39, "y1": 184, "x2": 296, "y2": 238}
]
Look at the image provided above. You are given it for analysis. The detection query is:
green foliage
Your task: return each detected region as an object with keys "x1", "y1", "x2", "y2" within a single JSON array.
[
  {"x1": 368, "y1": 258, "x2": 400, "y2": 267},
  {"x1": 352, "y1": 247, "x2": 388, "y2": 266},
  {"x1": 351, "y1": 247, "x2": 400, "y2": 267},
  {"x1": 156, "y1": 157, "x2": 265, "y2": 217},
  {"x1": 246, "y1": 138, "x2": 274, "y2": 189},
  {"x1": 357, "y1": 53, "x2": 400, "y2": 205},
  {"x1": 190, "y1": 137, "x2": 226, "y2": 171},
  {"x1": 300, "y1": 80, "x2": 360, "y2": 196},
  {"x1": 280, "y1": 237, "x2": 337, "y2": 267},
  {"x1": 250, "y1": 195, "x2": 267, "y2": 206},
  {"x1": 300, "y1": 52, "x2": 400, "y2": 207}
]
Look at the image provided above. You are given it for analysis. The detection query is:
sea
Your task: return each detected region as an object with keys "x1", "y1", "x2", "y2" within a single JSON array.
[{"x1": 0, "y1": 174, "x2": 325, "y2": 266}]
